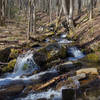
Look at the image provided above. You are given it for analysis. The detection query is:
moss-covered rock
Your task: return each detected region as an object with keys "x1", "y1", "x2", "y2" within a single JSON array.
[
  {"x1": 84, "y1": 53, "x2": 100, "y2": 63},
  {"x1": 76, "y1": 52, "x2": 100, "y2": 69},
  {"x1": 9, "y1": 48, "x2": 20, "y2": 59},
  {"x1": 34, "y1": 43, "x2": 67, "y2": 68},
  {"x1": 0, "y1": 47, "x2": 21, "y2": 62},
  {"x1": 2, "y1": 59, "x2": 16, "y2": 73}
]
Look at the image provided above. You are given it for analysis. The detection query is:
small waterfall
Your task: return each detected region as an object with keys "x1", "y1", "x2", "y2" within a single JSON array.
[
  {"x1": 13, "y1": 50, "x2": 39, "y2": 77},
  {"x1": 68, "y1": 47, "x2": 85, "y2": 61},
  {"x1": 60, "y1": 34, "x2": 67, "y2": 38},
  {"x1": 55, "y1": 38, "x2": 72, "y2": 44},
  {"x1": 15, "y1": 87, "x2": 67, "y2": 100}
]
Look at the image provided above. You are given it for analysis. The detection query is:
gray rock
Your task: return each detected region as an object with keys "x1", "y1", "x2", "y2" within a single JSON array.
[{"x1": 56, "y1": 61, "x2": 74, "y2": 73}]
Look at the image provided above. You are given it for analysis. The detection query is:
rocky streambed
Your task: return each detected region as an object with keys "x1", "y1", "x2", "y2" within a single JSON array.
[{"x1": 0, "y1": 33, "x2": 100, "y2": 100}]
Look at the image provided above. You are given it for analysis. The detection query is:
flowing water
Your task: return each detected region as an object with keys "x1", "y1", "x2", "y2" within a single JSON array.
[
  {"x1": 68, "y1": 47, "x2": 85, "y2": 61},
  {"x1": 16, "y1": 89, "x2": 63, "y2": 100},
  {"x1": 14, "y1": 50, "x2": 39, "y2": 77},
  {"x1": 56, "y1": 38, "x2": 72, "y2": 44},
  {"x1": 0, "y1": 35, "x2": 86, "y2": 100}
]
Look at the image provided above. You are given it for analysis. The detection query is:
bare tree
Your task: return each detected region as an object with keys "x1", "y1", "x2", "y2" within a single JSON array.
[
  {"x1": 62, "y1": 0, "x2": 69, "y2": 22},
  {"x1": 78, "y1": 0, "x2": 82, "y2": 16},
  {"x1": 89, "y1": 0, "x2": 93, "y2": 20},
  {"x1": 49, "y1": 0, "x2": 52, "y2": 23},
  {"x1": 33, "y1": 0, "x2": 36, "y2": 34},
  {"x1": 0, "y1": 0, "x2": 2, "y2": 25},
  {"x1": 69, "y1": 0, "x2": 74, "y2": 27}
]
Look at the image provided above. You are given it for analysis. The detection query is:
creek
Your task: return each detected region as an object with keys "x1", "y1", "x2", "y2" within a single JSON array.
[{"x1": 0, "y1": 34, "x2": 87, "y2": 100}]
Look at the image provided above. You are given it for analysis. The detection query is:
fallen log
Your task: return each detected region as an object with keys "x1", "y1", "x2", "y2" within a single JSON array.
[
  {"x1": 33, "y1": 72, "x2": 86, "y2": 91},
  {"x1": 34, "y1": 73, "x2": 67, "y2": 91}
]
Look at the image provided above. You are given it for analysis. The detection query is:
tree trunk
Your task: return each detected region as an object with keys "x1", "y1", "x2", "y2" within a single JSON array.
[
  {"x1": 89, "y1": 0, "x2": 93, "y2": 20},
  {"x1": 62, "y1": 0, "x2": 69, "y2": 22},
  {"x1": 27, "y1": 0, "x2": 31, "y2": 41},
  {"x1": 33, "y1": 0, "x2": 36, "y2": 34},
  {"x1": 0, "y1": 0, "x2": 2, "y2": 25},
  {"x1": 49, "y1": 0, "x2": 52, "y2": 23},
  {"x1": 78, "y1": 0, "x2": 82, "y2": 16},
  {"x1": 69, "y1": 0, "x2": 74, "y2": 27}
]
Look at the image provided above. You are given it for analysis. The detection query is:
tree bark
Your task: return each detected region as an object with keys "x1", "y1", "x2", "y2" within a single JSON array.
[
  {"x1": 78, "y1": 0, "x2": 82, "y2": 16},
  {"x1": 62, "y1": 0, "x2": 69, "y2": 22},
  {"x1": 0, "y1": 0, "x2": 2, "y2": 25},
  {"x1": 69, "y1": 0, "x2": 74, "y2": 27},
  {"x1": 49, "y1": 0, "x2": 52, "y2": 23},
  {"x1": 89, "y1": 0, "x2": 93, "y2": 20},
  {"x1": 33, "y1": 0, "x2": 36, "y2": 34}
]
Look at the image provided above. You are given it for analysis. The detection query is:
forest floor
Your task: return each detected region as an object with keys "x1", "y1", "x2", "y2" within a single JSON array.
[
  {"x1": 74, "y1": 10, "x2": 100, "y2": 51},
  {"x1": 0, "y1": 10, "x2": 100, "y2": 52}
]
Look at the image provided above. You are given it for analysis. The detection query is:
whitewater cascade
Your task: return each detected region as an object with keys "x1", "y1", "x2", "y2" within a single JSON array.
[
  {"x1": 68, "y1": 46, "x2": 85, "y2": 61},
  {"x1": 13, "y1": 50, "x2": 39, "y2": 77}
]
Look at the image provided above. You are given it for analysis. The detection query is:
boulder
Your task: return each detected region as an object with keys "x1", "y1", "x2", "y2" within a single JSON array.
[
  {"x1": 0, "y1": 47, "x2": 11, "y2": 62},
  {"x1": 76, "y1": 68, "x2": 98, "y2": 75},
  {"x1": 37, "y1": 98, "x2": 48, "y2": 100},
  {"x1": 56, "y1": 61, "x2": 74, "y2": 73},
  {"x1": 34, "y1": 43, "x2": 67, "y2": 67},
  {"x1": 82, "y1": 53, "x2": 100, "y2": 63},
  {"x1": 62, "y1": 89, "x2": 75, "y2": 100},
  {"x1": 56, "y1": 73, "x2": 86, "y2": 90},
  {"x1": 2, "y1": 59, "x2": 16, "y2": 73}
]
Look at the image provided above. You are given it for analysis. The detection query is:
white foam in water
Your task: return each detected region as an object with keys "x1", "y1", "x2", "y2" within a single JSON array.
[
  {"x1": 45, "y1": 38, "x2": 50, "y2": 42},
  {"x1": 57, "y1": 39, "x2": 72, "y2": 44},
  {"x1": 16, "y1": 87, "x2": 67, "y2": 100},
  {"x1": 60, "y1": 34, "x2": 67, "y2": 38},
  {"x1": 14, "y1": 50, "x2": 39, "y2": 77},
  {"x1": 68, "y1": 47, "x2": 85, "y2": 61},
  {"x1": 0, "y1": 69, "x2": 57, "y2": 87}
]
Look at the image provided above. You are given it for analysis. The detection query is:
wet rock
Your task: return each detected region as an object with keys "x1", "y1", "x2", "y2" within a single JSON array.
[
  {"x1": 0, "y1": 47, "x2": 11, "y2": 62},
  {"x1": 56, "y1": 61, "x2": 74, "y2": 73},
  {"x1": 76, "y1": 68, "x2": 98, "y2": 75},
  {"x1": 0, "y1": 80, "x2": 25, "y2": 98},
  {"x1": 56, "y1": 73, "x2": 86, "y2": 90},
  {"x1": 62, "y1": 89, "x2": 75, "y2": 100},
  {"x1": 37, "y1": 98, "x2": 48, "y2": 100},
  {"x1": 34, "y1": 43, "x2": 67, "y2": 68},
  {"x1": 70, "y1": 73, "x2": 86, "y2": 81},
  {"x1": 45, "y1": 58, "x2": 62, "y2": 69}
]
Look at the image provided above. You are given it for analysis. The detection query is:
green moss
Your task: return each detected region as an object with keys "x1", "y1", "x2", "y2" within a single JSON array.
[
  {"x1": 2, "y1": 59, "x2": 16, "y2": 72},
  {"x1": 9, "y1": 49, "x2": 19, "y2": 59},
  {"x1": 87, "y1": 53, "x2": 100, "y2": 63},
  {"x1": 22, "y1": 64, "x2": 29, "y2": 71}
]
